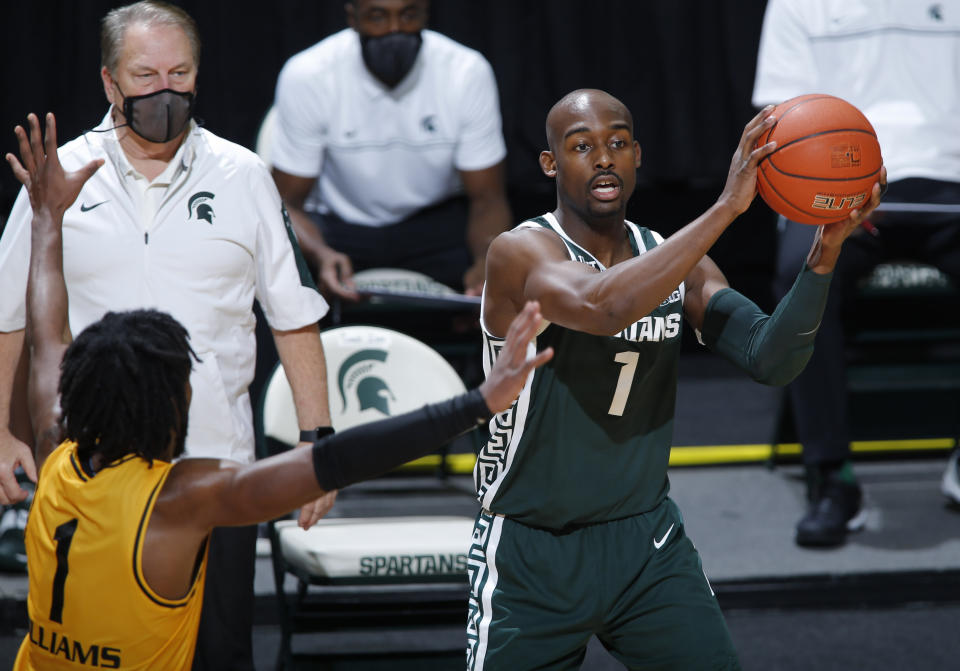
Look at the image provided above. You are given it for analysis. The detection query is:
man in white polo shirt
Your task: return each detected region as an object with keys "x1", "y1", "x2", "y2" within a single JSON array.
[
  {"x1": 0, "y1": 2, "x2": 334, "y2": 669},
  {"x1": 753, "y1": 0, "x2": 960, "y2": 547},
  {"x1": 270, "y1": 0, "x2": 512, "y2": 298}
]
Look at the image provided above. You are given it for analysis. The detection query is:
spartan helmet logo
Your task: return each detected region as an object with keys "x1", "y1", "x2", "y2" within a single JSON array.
[
  {"x1": 356, "y1": 377, "x2": 394, "y2": 415},
  {"x1": 337, "y1": 349, "x2": 396, "y2": 416},
  {"x1": 187, "y1": 191, "x2": 216, "y2": 224}
]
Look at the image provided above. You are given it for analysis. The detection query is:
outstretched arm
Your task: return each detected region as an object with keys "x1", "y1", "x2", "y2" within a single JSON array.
[
  {"x1": 683, "y1": 170, "x2": 886, "y2": 385},
  {"x1": 6, "y1": 112, "x2": 103, "y2": 467},
  {"x1": 145, "y1": 300, "x2": 552, "y2": 599},
  {"x1": 163, "y1": 300, "x2": 553, "y2": 530}
]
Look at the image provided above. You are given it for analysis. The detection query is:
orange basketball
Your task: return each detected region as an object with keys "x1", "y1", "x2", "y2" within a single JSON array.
[{"x1": 756, "y1": 94, "x2": 882, "y2": 225}]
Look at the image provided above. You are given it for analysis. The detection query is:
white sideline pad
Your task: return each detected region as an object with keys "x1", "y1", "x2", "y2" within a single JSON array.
[{"x1": 276, "y1": 516, "x2": 475, "y2": 580}]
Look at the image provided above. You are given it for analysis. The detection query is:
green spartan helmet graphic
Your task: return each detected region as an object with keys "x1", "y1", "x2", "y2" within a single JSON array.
[
  {"x1": 356, "y1": 377, "x2": 394, "y2": 415},
  {"x1": 337, "y1": 349, "x2": 396, "y2": 416},
  {"x1": 187, "y1": 191, "x2": 216, "y2": 224}
]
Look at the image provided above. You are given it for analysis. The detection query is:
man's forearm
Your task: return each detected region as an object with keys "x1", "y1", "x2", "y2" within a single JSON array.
[
  {"x1": 220, "y1": 389, "x2": 490, "y2": 527},
  {"x1": 466, "y1": 193, "x2": 511, "y2": 264},
  {"x1": 27, "y1": 209, "x2": 70, "y2": 356},
  {"x1": 285, "y1": 203, "x2": 329, "y2": 265},
  {"x1": 272, "y1": 324, "x2": 331, "y2": 429},
  {"x1": 0, "y1": 330, "x2": 27, "y2": 439}
]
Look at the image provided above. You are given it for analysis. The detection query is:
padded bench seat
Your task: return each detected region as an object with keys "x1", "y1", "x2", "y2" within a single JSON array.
[{"x1": 275, "y1": 516, "x2": 475, "y2": 584}]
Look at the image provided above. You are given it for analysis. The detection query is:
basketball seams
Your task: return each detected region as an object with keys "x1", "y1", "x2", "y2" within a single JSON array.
[
  {"x1": 761, "y1": 93, "x2": 834, "y2": 147},
  {"x1": 758, "y1": 163, "x2": 846, "y2": 224},
  {"x1": 765, "y1": 162, "x2": 881, "y2": 182},
  {"x1": 761, "y1": 128, "x2": 880, "y2": 168}
]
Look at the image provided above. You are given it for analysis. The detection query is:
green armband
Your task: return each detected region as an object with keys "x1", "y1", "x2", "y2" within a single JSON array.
[{"x1": 698, "y1": 265, "x2": 833, "y2": 386}]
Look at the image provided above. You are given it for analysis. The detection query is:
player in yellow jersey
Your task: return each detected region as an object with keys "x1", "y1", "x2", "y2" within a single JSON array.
[{"x1": 5, "y1": 112, "x2": 552, "y2": 670}]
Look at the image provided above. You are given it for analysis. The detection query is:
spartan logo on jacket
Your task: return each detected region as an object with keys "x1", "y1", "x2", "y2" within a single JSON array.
[
  {"x1": 187, "y1": 191, "x2": 215, "y2": 224},
  {"x1": 336, "y1": 349, "x2": 396, "y2": 416}
]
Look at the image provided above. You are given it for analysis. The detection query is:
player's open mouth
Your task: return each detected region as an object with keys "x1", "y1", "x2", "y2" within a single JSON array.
[{"x1": 590, "y1": 175, "x2": 621, "y2": 201}]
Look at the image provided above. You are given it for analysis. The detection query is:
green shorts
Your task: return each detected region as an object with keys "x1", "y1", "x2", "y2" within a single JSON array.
[{"x1": 466, "y1": 498, "x2": 739, "y2": 670}]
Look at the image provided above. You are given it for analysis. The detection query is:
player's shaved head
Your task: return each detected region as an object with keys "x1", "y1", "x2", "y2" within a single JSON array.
[{"x1": 545, "y1": 89, "x2": 634, "y2": 152}]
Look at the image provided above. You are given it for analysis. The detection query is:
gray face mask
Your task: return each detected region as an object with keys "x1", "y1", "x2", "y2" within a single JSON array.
[{"x1": 117, "y1": 85, "x2": 195, "y2": 143}]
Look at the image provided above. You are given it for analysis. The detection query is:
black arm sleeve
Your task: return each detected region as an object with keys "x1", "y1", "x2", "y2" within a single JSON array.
[{"x1": 311, "y1": 389, "x2": 492, "y2": 491}]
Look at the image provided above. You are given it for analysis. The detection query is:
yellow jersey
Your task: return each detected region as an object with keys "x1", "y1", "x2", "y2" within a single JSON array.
[{"x1": 14, "y1": 442, "x2": 207, "y2": 670}]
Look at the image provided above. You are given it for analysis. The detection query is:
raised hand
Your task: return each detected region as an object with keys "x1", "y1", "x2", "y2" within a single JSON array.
[
  {"x1": 316, "y1": 245, "x2": 360, "y2": 301},
  {"x1": 719, "y1": 106, "x2": 779, "y2": 217},
  {"x1": 0, "y1": 429, "x2": 37, "y2": 504},
  {"x1": 479, "y1": 301, "x2": 553, "y2": 413},
  {"x1": 5, "y1": 112, "x2": 103, "y2": 217}
]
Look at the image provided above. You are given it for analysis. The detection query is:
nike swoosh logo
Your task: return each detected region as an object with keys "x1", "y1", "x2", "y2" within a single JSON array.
[
  {"x1": 80, "y1": 200, "x2": 109, "y2": 212},
  {"x1": 653, "y1": 523, "x2": 675, "y2": 550},
  {"x1": 797, "y1": 320, "x2": 821, "y2": 337}
]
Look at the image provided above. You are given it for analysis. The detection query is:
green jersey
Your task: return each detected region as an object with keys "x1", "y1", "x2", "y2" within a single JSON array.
[{"x1": 477, "y1": 213, "x2": 684, "y2": 530}]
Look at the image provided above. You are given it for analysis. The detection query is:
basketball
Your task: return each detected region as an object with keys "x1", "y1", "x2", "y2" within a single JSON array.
[{"x1": 756, "y1": 94, "x2": 882, "y2": 225}]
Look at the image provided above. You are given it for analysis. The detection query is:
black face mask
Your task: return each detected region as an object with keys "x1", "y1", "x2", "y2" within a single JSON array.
[
  {"x1": 116, "y1": 85, "x2": 195, "y2": 143},
  {"x1": 359, "y1": 31, "x2": 423, "y2": 88}
]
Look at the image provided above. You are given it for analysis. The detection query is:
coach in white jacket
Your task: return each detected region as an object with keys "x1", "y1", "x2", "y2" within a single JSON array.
[{"x1": 0, "y1": 3, "x2": 334, "y2": 669}]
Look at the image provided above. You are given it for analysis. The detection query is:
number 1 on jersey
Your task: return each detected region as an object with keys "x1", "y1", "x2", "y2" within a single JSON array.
[
  {"x1": 50, "y1": 518, "x2": 78, "y2": 624},
  {"x1": 608, "y1": 351, "x2": 639, "y2": 416}
]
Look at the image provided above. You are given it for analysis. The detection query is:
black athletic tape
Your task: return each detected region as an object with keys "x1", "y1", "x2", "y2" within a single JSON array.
[{"x1": 311, "y1": 389, "x2": 491, "y2": 491}]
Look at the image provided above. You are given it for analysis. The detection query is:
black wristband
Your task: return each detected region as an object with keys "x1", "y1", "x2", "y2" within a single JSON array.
[{"x1": 300, "y1": 426, "x2": 335, "y2": 442}]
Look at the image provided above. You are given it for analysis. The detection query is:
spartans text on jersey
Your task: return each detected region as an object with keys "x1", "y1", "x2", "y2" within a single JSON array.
[{"x1": 615, "y1": 313, "x2": 682, "y2": 343}]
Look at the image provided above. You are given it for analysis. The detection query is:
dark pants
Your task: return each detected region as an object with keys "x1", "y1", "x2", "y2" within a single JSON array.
[
  {"x1": 192, "y1": 524, "x2": 258, "y2": 671},
  {"x1": 313, "y1": 197, "x2": 471, "y2": 292},
  {"x1": 774, "y1": 178, "x2": 960, "y2": 466}
]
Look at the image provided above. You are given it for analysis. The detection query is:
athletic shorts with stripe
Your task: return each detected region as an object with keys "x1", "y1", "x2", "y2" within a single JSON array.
[{"x1": 466, "y1": 497, "x2": 740, "y2": 670}]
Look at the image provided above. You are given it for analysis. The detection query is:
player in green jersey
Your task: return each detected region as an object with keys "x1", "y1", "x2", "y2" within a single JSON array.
[{"x1": 467, "y1": 89, "x2": 886, "y2": 670}]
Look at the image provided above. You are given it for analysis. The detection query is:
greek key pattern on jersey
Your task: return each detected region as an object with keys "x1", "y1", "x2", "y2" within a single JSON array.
[
  {"x1": 474, "y1": 407, "x2": 517, "y2": 498},
  {"x1": 466, "y1": 511, "x2": 497, "y2": 670},
  {"x1": 474, "y1": 339, "x2": 513, "y2": 500}
]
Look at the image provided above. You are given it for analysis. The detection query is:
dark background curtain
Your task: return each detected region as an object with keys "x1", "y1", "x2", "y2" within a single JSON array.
[{"x1": 0, "y1": 0, "x2": 776, "y2": 306}]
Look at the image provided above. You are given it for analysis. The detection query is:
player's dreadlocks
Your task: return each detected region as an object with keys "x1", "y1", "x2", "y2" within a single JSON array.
[{"x1": 59, "y1": 309, "x2": 198, "y2": 467}]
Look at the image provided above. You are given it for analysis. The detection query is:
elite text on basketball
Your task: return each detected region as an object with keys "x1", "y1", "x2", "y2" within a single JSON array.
[{"x1": 811, "y1": 193, "x2": 867, "y2": 211}]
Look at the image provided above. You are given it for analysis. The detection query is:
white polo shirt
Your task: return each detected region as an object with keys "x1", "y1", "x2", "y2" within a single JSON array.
[
  {"x1": 752, "y1": 0, "x2": 960, "y2": 183},
  {"x1": 270, "y1": 28, "x2": 507, "y2": 226},
  {"x1": 0, "y1": 112, "x2": 329, "y2": 463}
]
